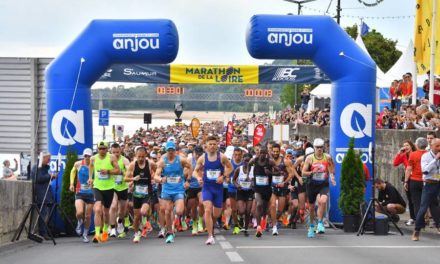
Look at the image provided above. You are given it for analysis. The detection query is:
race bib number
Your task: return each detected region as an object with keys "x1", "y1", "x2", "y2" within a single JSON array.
[
  {"x1": 312, "y1": 172, "x2": 326, "y2": 181},
  {"x1": 272, "y1": 176, "x2": 284, "y2": 185},
  {"x1": 80, "y1": 183, "x2": 91, "y2": 191},
  {"x1": 240, "y1": 181, "x2": 252, "y2": 189},
  {"x1": 97, "y1": 171, "x2": 109, "y2": 180},
  {"x1": 167, "y1": 176, "x2": 181, "y2": 184},
  {"x1": 206, "y1": 170, "x2": 221, "y2": 180},
  {"x1": 255, "y1": 176, "x2": 269, "y2": 186},
  {"x1": 115, "y1": 175, "x2": 123, "y2": 185},
  {"x1": 135, "y1": 185, "x2": 148, "y2": 196},
  {"x1": 223, "y1": 181, "x2": 229, "y2": 188}
]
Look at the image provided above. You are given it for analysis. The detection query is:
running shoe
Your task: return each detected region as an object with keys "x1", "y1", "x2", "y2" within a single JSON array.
[
  {"x1": 175, "y1": 218, "x2": 183, "y2": 232},
  {"x1": 232, "y1": 226, "x2": 241, "y2": 235},
  {"x1": 243, "y1": 229, "x2": 249, "y2": 237},
  {"x1": 192, "y1": 224, "x2": 198, "y2": 236},
  {"x1": 101, "y1": 231, "x2": 109, "y2": 242},
  {"x1": 165, "y1": 233, "x2": 175, "y2": 243},
  {"x1": 124, "y1": 217, "x2": 132, "y2": 229},
  {"x1": 158, "y1": 228, "x2": 166, "y2": 238},
  {"x1": 205, "y1": 236, "x2": 215, "y2": 245},
  {"x1": 82, "y1": 234, "x2": 89, "y2": 243},
  {"x1": 260, "y1": 217, "x2": 267, "y2": 231},
  {"x1": 290, "y1": 221, "x2": 297, "y2": 229},
  {"x1": 282, "y1": 214, "x2": 289, "y2": 226},
  {"x1": 75, "y1": 221, "x2": 83, "y2": 236},
  {"x1": 198, "y1": 218, "x2": 204, "y2": 233},
  {"x1": 133, "y1": 231, "x2": 141, "y2": 243},
  {"x1": 307, "y1": 226, "x2": 315, "y2": 238},
  {"x1": 272, "y1": 225, "x2": 279, "y2": 236},
  {"x1": 118, "y1": 232, "x2": 126, "y2": 238},
  {"x1": 117, "y1": 222, "x2": 125, "y2": 234},
  {"x1": 110, "y1": 228, "x2": 117, "y2": 238},
  {"x1": 256, "y1": 226, "x2": 263, "y2": 238},
  {"x1": 405, "y1": 218, "x2": 414, "y2": 226},
  {"x1": 317, "y1": 222, "x2": 325, "y2": 234},
  {"x1": 92, "y1": 234, "x2": 102, "y2": 243},
  {"x1": 181, "y1": 218, "x2": 188, "y2": 231}
]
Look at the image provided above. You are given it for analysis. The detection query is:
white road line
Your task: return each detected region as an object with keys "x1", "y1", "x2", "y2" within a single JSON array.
[
  {"x1": 236, "y1": 245, "x2": 440, "y2": 249},
  {"x1": 216, "y1": 235, "x2": 226, "y2": 241},
  {"x1": 219, "y1": 241, "x2": 233, "y2": 250},
  {"x1": 225, "y1": 251, "x2": 244, "y2": 262}
]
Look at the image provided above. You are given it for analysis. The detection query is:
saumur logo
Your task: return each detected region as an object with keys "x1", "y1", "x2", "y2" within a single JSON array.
[
  {"x1": 113, "y1": 33, "x2": 160, "y2": 52},
  {"x1": 51, "y1": 110, "x2": 85, "y2": 146},
  {"x1": 340, "y1": 103, "x2": 372, "y2": 139},
  {"x1": 267, "y1": 28, "x2": 313, "y2": 46}
]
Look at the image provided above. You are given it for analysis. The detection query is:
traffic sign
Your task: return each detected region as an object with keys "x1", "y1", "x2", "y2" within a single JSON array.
[{"x1": 99, "y1": 109, "x2": 109, "y2": 126}]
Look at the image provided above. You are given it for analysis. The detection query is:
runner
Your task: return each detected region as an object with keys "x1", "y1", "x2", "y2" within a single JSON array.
[
  {"x1": 88, "y1": 141, "x2": 121, "y2": 243},
  {"x1": 302, "y1": 138, "x2": 336, "y2": 238},
  {"x1": 186, "y1": 145, "x2": 205, "y2": 235},
  {"x1": 233, "y1": 153, "x2": 254, "y2": 237},
  {"x1": 69, "y1": 148, "x2": 94, "y2": 243},
  {"x1": 109, "y1": 143, "x2": 130, "y2": 238},
  {"x1": 125, "y1": 146, "x2": 155, "y2": 243},
  {"x1": 289, "y1": 149, "x2": 307, "y2": 228},
  {"x1": 269, "y1": 143, "x2": 293, "y2": 236},
  {"x1": 248, "y1": 147, "x2": 275, "y2": 238},
  {"x1": 154, "y1": 141, "x2": 192, "y2": 243},
  {"x1": 194, "y1": 135, "x2": 233, "y2": 245},
  {"x1": 227, "y1": 147, "x2": 244, "y2": 235}
]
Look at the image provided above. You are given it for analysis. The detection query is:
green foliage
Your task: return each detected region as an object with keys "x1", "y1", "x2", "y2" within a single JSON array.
[
  {"x1": 344, "y1": 24, "x2": 401, "y2": 72},
  {"x1": 280, "y1": 83, "x2": 316, "y2": 108},
  {"x1": 60, "y1": 147, "x2": 78, "y2": 230},
  {"x1": 338, "y1": 138, "x2": 365, "y2": 216}
]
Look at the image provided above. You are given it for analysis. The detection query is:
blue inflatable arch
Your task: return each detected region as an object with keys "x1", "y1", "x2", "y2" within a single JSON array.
[
  {"x1": 247, "y1": 15, "x2": 376, "y2": 222},
  {"x1": 45, "y1": 19, "x2": 178, "y2": 227}
]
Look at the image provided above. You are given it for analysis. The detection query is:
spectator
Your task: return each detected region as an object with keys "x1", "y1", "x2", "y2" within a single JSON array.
[
  {"x1": 300, "y1": 88, "x2": 311, "y2": 112},
  {"x1": 374, "y1": 178, "x2": 407, "y2": 222},
  {"x1": 2, "y1": 158, "x2": 18, "y2": 180},
  {"x1": 390, "y1": 80, "x2": 401, "y2": 112}
]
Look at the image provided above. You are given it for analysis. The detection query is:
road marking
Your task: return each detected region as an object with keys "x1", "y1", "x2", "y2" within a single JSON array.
[
  {"x1": 216, "y1": 235, "x2": 226, "y2": 241},
  {"x1": 219, "y1": 241, "x2": 233, "y2": 249},
  {"x1": 236, "y1": 245, "x2": 440, "y2": 249},
  {"x1": 225, "y1": 251, "x2": 244, "y2": 262}
]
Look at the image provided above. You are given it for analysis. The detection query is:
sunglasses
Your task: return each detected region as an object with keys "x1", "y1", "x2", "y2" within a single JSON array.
[
  {"x1": 315, "y1": 146, "x2": 324, "y2": 149},
  {"x1": 98, "y1": 147, "x2": 107, "y2": 150},
  {"x1": 84, "y1": 155, "x2": 91, "y2": 158}
]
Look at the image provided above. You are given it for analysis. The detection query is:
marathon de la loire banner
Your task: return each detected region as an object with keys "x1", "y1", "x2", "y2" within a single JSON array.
[{"x1": 98, "y1": 64, "x2": 331, "y2": 84}]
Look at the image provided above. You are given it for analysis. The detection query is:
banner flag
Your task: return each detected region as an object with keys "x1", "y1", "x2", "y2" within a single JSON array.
[
  {"x1": 226, "y1": 121, "x2": 234, "y2": 146},
  {"x1": 253, "y1": 124, "x2": 266, "y2": 146}
]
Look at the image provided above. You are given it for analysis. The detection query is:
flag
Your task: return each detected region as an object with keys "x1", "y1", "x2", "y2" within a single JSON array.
[
  {"x1": 361, "y1": 22, "x2": 370, "y2": 37},
  {"x1": 414, "y1": 0, "x2": 440, "y2": 75},
  {"x1": 253, "y1": 124, "x2": 266, "y2": 147},
  {"x1": 226, "y1": 121, "x2": 234, "y2": 146}
]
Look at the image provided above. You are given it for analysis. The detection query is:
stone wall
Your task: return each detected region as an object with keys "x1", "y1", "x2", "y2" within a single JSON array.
[
  {"x1": 295, "y1": 124, "x2": 434, "y2": 195},
  {"x1": 0, "y1": 180, "x2": 32, "y2": 245}
]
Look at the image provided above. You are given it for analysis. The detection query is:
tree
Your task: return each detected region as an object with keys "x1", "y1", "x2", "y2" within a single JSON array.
[
  {"x1": 338, "y1": 137, "x2": 365, "y2": 216},
  {"x1": 60, "y1": 147, "x2": 78, "y2": 235},
  {"x1": 345, "y1": 25, "x2": 402, "y2": 72}
]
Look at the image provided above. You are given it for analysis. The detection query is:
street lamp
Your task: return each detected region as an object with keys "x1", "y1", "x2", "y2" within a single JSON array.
[{"x1": 283, "y1": 0, "x2": 317, "y2": 15}]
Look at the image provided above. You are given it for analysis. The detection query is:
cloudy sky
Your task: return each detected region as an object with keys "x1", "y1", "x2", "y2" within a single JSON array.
[{"x1": 0, "y1": 0, "x2": 415, "y2": 64}]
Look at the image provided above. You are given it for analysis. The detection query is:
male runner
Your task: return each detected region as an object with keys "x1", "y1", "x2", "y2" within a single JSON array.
[
  {"x1": 125, "y1": 146, "x2": 155, "y2": 243},
  {"x1": 269, "y1": 143, "x2": 293, "y2": 235},
  {"x1": 233, "y1": 153, "x2": 254, "y2": 237},
  {"x1": 70, "y1": 148, "x2": 94, "y2": 243},
  {"x1": 154, "y1": 141, "x2": 192, "y2": 243},
  {"x1": 195, "y1": 136, "x2": 233, "y2": 245},
  {"x1": 186, "y1": 145, "x2": 205, "y2": 235},
  {"x1": 109, "y1": 143, "x2": 130, "y2": 238},
  {"x1": 226, "y1": 147, "x2": 243, "y2": 235},
  {"x1": 302, "y1": 138, "x2": 336, "y2": 238},
  {"x1": 88, "y1": 141, "x2": 120, "y2": 243}
]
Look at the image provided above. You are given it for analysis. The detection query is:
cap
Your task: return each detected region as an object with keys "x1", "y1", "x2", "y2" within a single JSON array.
[
  {"x1": 40, "y1": 151, "x2": 51, "y2": 157},
  {"x1": 83, "y1": 148, "x2": 93, "y2": 156},
  {"x1": 97, "y1": 140, "x2": 108, "y2": 148},
  {"x1": 305, "y1": 147, "x2": 314, "y2": 156},
  {"x1": 286, "y1": 149, "x2": 294, "y2": 155},
  {"x1": 165, "y1": 141, "x2": 176, "y2": 151},
  {"x1": 167, "y1": 136, "x2": 176, "y2": 142},
  {"x1": 150, "y1": 152, "x2": 157, "y2": 158},
  {"x1": 313, "y1": 138, "x2": 325, "y2": 147},
  {"x1": 194, "y1": 145, "x2": 204, "y2": 154},
  {"x1": 292, "y1": 150, "x2": 302, "y2": 157}
]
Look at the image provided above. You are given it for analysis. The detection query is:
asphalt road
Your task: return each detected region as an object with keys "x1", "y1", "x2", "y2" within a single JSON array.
[{"x1": 1, "y1": 225, "x2": 440, "y2": 264}]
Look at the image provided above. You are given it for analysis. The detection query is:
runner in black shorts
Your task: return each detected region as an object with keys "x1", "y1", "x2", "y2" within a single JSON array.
[
  {"x1": 186, "y1": 145, "x2": 205, "y2": 235},
  {"x1": 233, "y1": 153, "x2": 254, "y2": 237},
  {"x1": 289, "y1": 149, "x2": 308, "y2": 228}
]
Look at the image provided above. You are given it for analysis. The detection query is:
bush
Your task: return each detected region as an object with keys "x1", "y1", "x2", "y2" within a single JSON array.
[
  {"x1": 338, "y1": 137, "x2": 365, "y2": 215},
  {"x1": 60, "y1": 147, "x2": 78, "y2": 234}
]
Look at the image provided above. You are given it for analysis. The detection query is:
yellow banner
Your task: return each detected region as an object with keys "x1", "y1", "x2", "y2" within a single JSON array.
[
  {"x1": 170, "y1": 65, "x2": 259, "y2": 84},
  {"x1": 414, "y1": 0, "x2": 440, "y2": 75}
]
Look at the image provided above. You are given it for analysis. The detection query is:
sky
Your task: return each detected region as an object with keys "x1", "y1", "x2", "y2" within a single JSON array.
[{"x1": 0, "y1": 0, "x2": 415, "y2": 65}]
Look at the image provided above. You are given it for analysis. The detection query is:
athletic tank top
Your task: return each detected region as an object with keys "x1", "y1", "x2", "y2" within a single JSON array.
[
  {"x1": 272, "y1": 157, "x2": 287, "y2": 186},
  {"x1": 310, "y1": 154, "x2": 329, "y2": 183},
  {"x1": 114, "y1": 156, "x2": 128, "y2": 192},
  {"x1": 133, "y1": 160, "x2": 152, "y2": 198},
  {"x1": 228, "y1": 159, "x2": 243, "y2": 192},
  {"x1": 162, "y1": 155, "x2": 184, "y2": 194},
  {"x1": 203, "y1": 152, "x2": 224, "y2": 187},
  {"x1": 291, "y1": 158, "x2": 303, "y2": 186},
  {"x1": 253, "y1": 158, "x2": 272, "y2": 190},
  {"x1": 237, "y1": 165, "x2": 254, "y2": 191},
  {"x1": 93, "y1": 153, "x2": 115, "y2": 191},
  {"x1": 189, "y1": 157, "x2": 200, "y2": 189},
  {"x1": 76, "y1": 160, "x2": 93, "y2": 195}
]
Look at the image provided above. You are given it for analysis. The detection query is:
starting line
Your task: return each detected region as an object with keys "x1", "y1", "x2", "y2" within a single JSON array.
[{"x1": 236, "y1": 245, "x2": 440, "y2": 249}]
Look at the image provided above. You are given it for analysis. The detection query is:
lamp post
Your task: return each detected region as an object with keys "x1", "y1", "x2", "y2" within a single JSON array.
[{"x1": 283, "y1": 0, "x2": 317, "y2": 15}]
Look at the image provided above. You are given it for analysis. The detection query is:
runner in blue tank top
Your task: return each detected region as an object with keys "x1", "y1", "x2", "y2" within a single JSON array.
[
  {"x1": 226, "y1": 148, "x2": 243, "y2": 235},
  {"x1": 186, "y1": 145, "x2": 205, "y2": 235},
  {"x1": 154, "y1": 141, "x2": 192, "y2": 244},
  {"x1": 194, "y1": 136, "x2": 233, "y2": 246}
]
